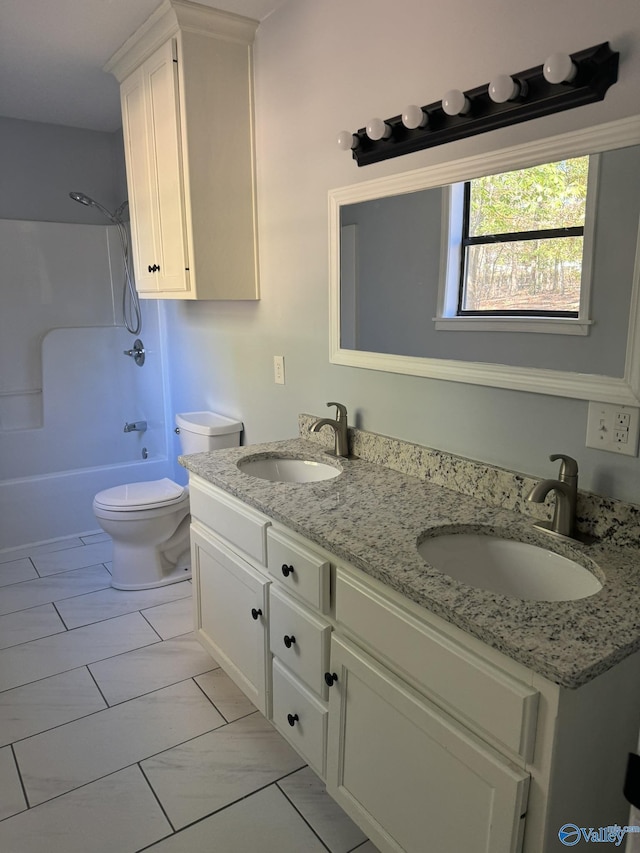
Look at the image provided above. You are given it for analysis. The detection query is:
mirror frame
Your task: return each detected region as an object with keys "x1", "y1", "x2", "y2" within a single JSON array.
[{"x1": 329, "y1": 115, "x2": 640, "y2": 405}]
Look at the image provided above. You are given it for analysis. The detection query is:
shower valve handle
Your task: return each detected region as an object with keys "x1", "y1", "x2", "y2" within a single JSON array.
[{"x1": 123, "y1": 339, "x2": 145, "y2": 367}]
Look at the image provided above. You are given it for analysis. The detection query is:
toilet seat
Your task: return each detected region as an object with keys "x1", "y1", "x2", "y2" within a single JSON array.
[{"x1": 94, "y1": 478, "x2": 187, "y2": 512}]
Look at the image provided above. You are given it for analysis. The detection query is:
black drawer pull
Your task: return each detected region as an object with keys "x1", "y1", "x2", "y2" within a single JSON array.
[
  {"x1": 250, "y1": 608, "x2": 263, "y2": 621},
  {"x1": 324, "y1": 671, "x2": 338, "y2": 687},
  {"x1": 281, "y1": 563, "x2": 295, "y2": 578},
  {"x1": 283, "y1": 634, "x2": 296, "y2": 649},
  {"x1": 287, "y1": 713, "x2": 299, "y2": 727}
]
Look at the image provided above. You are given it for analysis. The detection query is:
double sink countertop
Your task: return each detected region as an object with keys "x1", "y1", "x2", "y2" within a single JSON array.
[{"x1": 180, "y1": 438, "x2": 640, "y2": 689}]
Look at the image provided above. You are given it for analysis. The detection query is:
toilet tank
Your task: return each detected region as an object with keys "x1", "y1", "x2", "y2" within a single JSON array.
[{"x1": 175, "y1": 412, "x2": 243, "y2": 455}]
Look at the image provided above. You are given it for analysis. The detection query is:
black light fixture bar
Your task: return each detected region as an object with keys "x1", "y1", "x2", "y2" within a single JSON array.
[{"x1": 349, "y1": 43, "x2": 619, "y2": 167}]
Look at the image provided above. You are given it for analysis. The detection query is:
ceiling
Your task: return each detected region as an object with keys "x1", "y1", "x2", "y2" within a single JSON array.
[{"x1": 0, "y1": 0, "x2": 288, "y2": 133}]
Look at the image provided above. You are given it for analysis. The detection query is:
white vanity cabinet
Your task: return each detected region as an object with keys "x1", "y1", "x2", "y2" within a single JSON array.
[
  {"x1": 106, "y1": 1, "x2": 259, "y2": 300},
  {"x1": 185, "y1": 475, "x2": 640, "y2": 853}
]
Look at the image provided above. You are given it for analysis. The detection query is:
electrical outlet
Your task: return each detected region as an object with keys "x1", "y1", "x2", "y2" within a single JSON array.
[
  {"x1": 273, "y1": 355, "x2": 285, "y2": 385},
  {"x1": 586, "y1": 402, "x2": 640, "y2": 456}
]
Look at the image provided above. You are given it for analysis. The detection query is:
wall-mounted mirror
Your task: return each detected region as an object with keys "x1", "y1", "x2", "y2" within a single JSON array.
[{"x1": 329, "y1": 116, "x2": 640, "y2": 404}]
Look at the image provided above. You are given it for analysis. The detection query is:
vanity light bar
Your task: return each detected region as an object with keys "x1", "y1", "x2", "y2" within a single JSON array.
[{"x1": 339, "y1": 43, "x2": 619, "y2": 167}]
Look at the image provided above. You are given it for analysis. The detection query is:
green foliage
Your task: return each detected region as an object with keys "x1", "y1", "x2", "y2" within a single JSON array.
[{"x1": 463, "y1": 157, "x2": 589, "y2": 312}]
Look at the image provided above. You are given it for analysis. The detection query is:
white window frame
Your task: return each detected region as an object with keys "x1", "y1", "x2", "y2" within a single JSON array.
[{"x1": 434, "y1": 155, "x2": 600, "y2": 335}]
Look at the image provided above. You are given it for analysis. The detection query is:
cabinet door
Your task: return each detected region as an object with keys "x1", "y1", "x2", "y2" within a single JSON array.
[
  {"x1": 144, "y1": 39, "x2": 190, "y2": 295},
  {"x1": 120, "y1": 39, "x2": 189, "y2": 296},
  {"x1": 191, "y1": 526, "x2": 270, "y2": 715},
  {"x1": 326, "y1": 635, "x2": 529, "y2": 853},
  {"x1": 120, "y1": 64, "x2": 157, "y2": 293}
]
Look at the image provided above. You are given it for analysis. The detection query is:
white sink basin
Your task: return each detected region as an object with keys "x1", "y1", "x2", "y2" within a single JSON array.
[
  {"x1": 237, "y1": 455, "x2": 341, "y2": 483},
  {"x1": 417, "y1": 533, "x2": 602, "y2": 601}
]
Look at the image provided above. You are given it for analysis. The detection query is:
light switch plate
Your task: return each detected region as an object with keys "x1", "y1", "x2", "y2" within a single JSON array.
[
  {"x1": 273, "y1": 355, "x2": 285, "y2": 385},
  {"x1": 586, "y1": 402, "x2": 640, "y2": 456}
]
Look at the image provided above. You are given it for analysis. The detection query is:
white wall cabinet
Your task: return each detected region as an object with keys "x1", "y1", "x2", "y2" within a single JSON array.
[
  {"x1": 186, "y1": 474, "x2": 640, "y2": 853},
  {"x1": 107, "y1": 1, "x2": 259, "y2": 300}
]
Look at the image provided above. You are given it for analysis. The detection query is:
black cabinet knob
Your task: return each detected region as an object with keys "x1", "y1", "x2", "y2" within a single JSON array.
[
  {"x1": 324, "y1": 671, "x2": 338, "y2": 687},
  {"x1": 283, "y1": 634, "x2": 296, "y2": 649},
  {"x1": 287, "y1": 713, "x2": 299, "y2": 727},
  {"x1": 251, "y1": 608, "x2": 262, "y2": 621},
  {"x1": 281, "y1": 564, "x2": 295, "y2": 578},
  {"x1": 148, "y1": 263, "x2": 160, "y2": 273}
]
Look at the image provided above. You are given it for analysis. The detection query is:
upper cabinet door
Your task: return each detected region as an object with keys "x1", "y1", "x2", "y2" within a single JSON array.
[
  {"x1": 120, "y1": 39, "x2": 190, "y2": 296},
  {"x1": 120, "y1": 64, "x2": 159, "y2": 294}
]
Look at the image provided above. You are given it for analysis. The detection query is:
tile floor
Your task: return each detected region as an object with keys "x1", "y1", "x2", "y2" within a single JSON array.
[{"x1": 0, "y1": 534, "x2": 379, "y2": 853}]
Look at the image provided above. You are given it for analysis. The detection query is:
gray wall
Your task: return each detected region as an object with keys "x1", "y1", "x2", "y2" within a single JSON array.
[{"x1": 0, "y1": 117, "x2": 126, "y2": 224}]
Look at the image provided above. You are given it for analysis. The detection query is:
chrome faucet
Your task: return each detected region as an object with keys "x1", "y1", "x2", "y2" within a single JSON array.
[
  {"x1": 124, "y1": 420, "x2": 147, "y2": 433},
  {"x1": 526, "y1": 454, "x2": 578, "y2": 540},
  {"x1": 311, "y1": 402, "x2": 350, "y2": 458}
]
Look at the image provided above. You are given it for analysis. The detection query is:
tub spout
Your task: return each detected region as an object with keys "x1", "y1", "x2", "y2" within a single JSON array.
[{"x1": 124, "y1": 420, "x2": 147, "y2": 433}]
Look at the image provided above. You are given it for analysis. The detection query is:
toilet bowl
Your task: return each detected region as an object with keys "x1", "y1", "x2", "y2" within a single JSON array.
[{"x1": 93, "y1": 412, "x2": 242, "y2": 590}]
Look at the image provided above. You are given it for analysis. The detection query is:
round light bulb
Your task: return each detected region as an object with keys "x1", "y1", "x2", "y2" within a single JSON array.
[
  {"x1": 337, "y1": 130, "x2": 359, "y2": 151},
  {"x1": 487, "y1": 74, "x2": 520, "y2": 104},
  {"x1": 543, "y1": 52, "x2": 577, "y2": 85},
  {"x1": 442, "y1": 89, "x2": 470, "y2": 116},
  {"x1": 366, "y1": 118, "x2": 392, "y2": 141},
  {"x1": 402, "y1": 104, "x2": 429, "y2": 130}
]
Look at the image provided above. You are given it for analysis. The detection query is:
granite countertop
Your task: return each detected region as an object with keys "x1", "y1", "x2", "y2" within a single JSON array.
[{"x1": 180, "y1": 438, "x2": 640, "y2": 689}]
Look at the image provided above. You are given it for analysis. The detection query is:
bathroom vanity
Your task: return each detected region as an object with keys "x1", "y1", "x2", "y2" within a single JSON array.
[{"x1": 181, "y1": 432, "x2": 640, "y2": 853}]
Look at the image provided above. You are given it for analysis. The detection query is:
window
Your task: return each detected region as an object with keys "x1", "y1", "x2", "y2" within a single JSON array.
[{"x1": 436, "y1": 156, "x2": 598, "y2": 335}]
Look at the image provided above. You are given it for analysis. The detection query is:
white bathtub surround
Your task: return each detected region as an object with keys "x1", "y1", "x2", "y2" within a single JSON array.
[{"x1": 0, "y1": 535, "x2": 375, "y2": 853}]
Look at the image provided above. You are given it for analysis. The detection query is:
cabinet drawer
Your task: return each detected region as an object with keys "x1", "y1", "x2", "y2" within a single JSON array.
[
  {"x1": 272, "y1": 658, "x2": 328, "y2": 778},
  {"x1": 270, "y1": 586, "x2": 332, "y2": 697},
  {"x1": 335, "y1": 569, "x2": 538, "y2": 761},
  {"x1": 190, "y1": 476, "x2": 269, "y2": 564},
  {"x1": 266, "y1": 527, "x2": 330, "y2": 611}
]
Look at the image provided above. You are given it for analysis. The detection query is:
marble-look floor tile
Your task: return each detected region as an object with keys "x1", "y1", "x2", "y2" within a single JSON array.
[
  {"x1": 141, "y1": 712, "x2": 305, "y2": 829},
  {"x1": 0, "y1": 603, "x2": 66, "y2": 650},
  {"x1": 0, "y1": 538, "x2": 84, "y2": 565},
  {"x1": 278, "y1": 765, "x2": 367, "y2": 853},
  {"x1": 0, "y1": 745, "x2": 26, "y2": 820},
  {"x1": 142, "y1": 595, "x2": 195, "y2": 639},
  {"x1": 32, "y1": 541, "x2": 113, "y2": 577},
  {"x1": 0, "y1": 565, "x2": 112, "y2": 616},
  {"x1": 0, "y1": 557, "x2": 38, "y2": 587},
  {"x1": 15, "y1": 679, "x2": 225, "y2": 806},
  {"x1": 144, "y1": 784, "x2": 328, "y2": 852},
  {"x1": 194, "y1": 668, "x2": 256, "y2": 722},
  {"x1": 0, "y1": 765, "x2": 171, "y2": 853},
  {"x1": 0, "y1": 668, "x2": 107, "y2": 748},
  {"x1": 0, "y1": 611, "x2": 159, "y2": 692},
  {"x1": 55, "y1": 580, "x2": 191, "y2": 629},
  {"x1": 89, "y1": 634, "x2": 217, "y2": 705}
]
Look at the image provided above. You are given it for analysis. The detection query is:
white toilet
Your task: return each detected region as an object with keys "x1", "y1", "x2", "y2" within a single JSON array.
[{"x1": 93, "y1": 412, "x2": 242, "y2": 590}]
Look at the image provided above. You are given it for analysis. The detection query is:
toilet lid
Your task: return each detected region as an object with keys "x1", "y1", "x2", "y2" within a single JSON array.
[{"x1": 94, "y1": 478, "x2": 187, "y2": 511}]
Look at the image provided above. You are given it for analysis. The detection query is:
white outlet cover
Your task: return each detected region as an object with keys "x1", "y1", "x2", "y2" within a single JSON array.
[{"x1": 586, "y1": 402, "x2": 640, "y2": 456}]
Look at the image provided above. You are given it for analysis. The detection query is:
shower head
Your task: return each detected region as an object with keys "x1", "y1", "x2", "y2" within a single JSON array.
[
  {"x1": 69, "y1": 191, "x2": 92, "y2": 207},
  {"x1": 69, "y1": 191, "x2": 122, "y2": 224}
]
